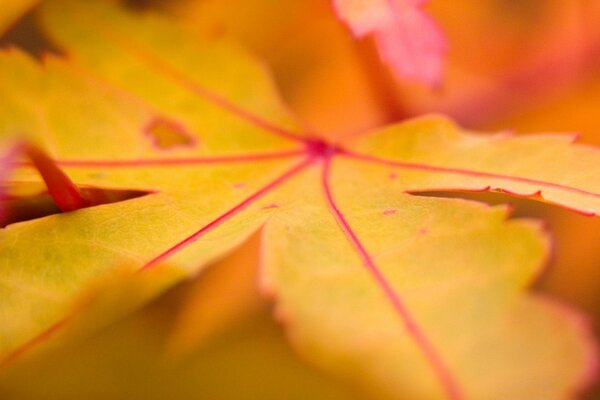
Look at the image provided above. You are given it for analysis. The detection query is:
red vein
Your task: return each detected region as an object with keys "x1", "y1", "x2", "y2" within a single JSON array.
[
  {"x1": 75, "y1": 9, "x2": 306, "y2": 144},
  {"x1": 141, "y1": 156, "x2": 314, "y2": 271},
  {"x1": 342, "y1": 149, "x2": 600, "y2": 199},
  {"x1": 322, "y1": 156, "x2": 464, "y2": 400},
  {"x1": 0, "y1": 317, "x2": 70, "y2": 367},
  {"x1": 14, "y1": 149, "x2": 307, "y2": 169},
  {"x1": 0, "y1": 157, "x2": 312, "y2": 366}
]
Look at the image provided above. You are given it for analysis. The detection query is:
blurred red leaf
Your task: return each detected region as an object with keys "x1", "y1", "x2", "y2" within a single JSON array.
[{"x1": 333, "y1": 0, "x2": 446, "y2": 86}]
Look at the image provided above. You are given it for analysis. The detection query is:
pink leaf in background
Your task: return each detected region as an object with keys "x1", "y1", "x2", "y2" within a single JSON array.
[{"x1": 334, "y1": 0, "x2": 447, "y2": 86}]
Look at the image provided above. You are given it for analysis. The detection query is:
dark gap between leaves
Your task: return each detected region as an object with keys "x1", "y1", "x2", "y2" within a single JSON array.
[
  {"x1": 412, "y1": 190, "x2": 551, "y2": 219},
  {"x1": 1, "y1": 186, "x2": 149, "y2": 228},
  {"x1": 0, "y1": 10, "x2": 62, "y2": 57}
]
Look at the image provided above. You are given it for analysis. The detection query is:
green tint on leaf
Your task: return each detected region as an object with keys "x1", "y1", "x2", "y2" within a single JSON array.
[
  {"x1": 0, "y1": 260, "x2": 355, "y2": 400},
  {"x1": 0, "y1": 0, "x2": 597, "y2": 399}
]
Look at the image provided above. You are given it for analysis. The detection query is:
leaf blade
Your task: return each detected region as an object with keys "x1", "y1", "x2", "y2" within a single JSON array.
[
  {"x1": 344, "y1": 116, "x2": 600, "y2": 215},
  {"x1": 261, "y1": 157, "x2": 593, "y2": 399}
]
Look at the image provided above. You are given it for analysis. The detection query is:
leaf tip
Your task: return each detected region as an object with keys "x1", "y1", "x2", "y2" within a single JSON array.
[
  {"x1": 543, "y1": 298, "x2": 600, "y2": 399},
  {"x1": 333, "y1": 0, "x2": 447, "y2": 87}
]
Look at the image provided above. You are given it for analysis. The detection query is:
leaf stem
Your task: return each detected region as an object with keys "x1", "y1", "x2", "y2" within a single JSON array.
[{"x1": 23, "y1": 144, "x2": 89, "y2": 212}]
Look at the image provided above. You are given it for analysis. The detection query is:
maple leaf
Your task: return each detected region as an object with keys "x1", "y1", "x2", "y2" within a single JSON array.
[
  {"x1": 333, "y1": 0, "x2": 447, "y2": 86},
  {"x1": 0, "y1": 0, "x2": 598, "y2": 399}
]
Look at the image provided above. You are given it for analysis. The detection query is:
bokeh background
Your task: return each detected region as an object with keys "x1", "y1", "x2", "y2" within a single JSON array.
[{"x1": 2, "y1": 0, "x2": 600, "y2": 398}]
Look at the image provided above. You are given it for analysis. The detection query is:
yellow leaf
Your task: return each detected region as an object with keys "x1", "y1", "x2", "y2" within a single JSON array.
[
  {"x1": 262, "y1": 152, "x2": 592, "y2": 399},
  {"x1": 0, "y1": 1, "x2": 597, "y2": 399}
]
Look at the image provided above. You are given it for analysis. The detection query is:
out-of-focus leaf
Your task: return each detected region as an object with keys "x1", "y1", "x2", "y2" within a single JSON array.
[
  {"x1": 168, "y1": 1, "x2": 600, "y2": 138},
  {"x1": 0, "y1": 254, "x2": 355, "y2": 400},
  {"x1": 399, "y1": 1, "x2": 600, "y2": 125},
  {"x1": 333, "y1": 0, "x2": 446, "y2": 86},
  {"x1": 165, "y1": 232, "x2": 266, "y2": 356}
]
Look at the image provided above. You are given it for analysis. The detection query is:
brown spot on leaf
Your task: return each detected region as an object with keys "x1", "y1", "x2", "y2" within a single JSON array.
[
  {"x1": 383, "y1": 209, "x2": 397, "y2": 215},
  {"x1": 144, "y1": 118, "x2": 196, "y2": 150}
]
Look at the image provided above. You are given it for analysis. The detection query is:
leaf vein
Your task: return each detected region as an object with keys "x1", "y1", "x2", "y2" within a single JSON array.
[
  {"x1": 322, "y1": 155, "x2": 464, "y2": 400},
  {"x1": 343, "y1": 150, "x2": 600, "y2": 200}
]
